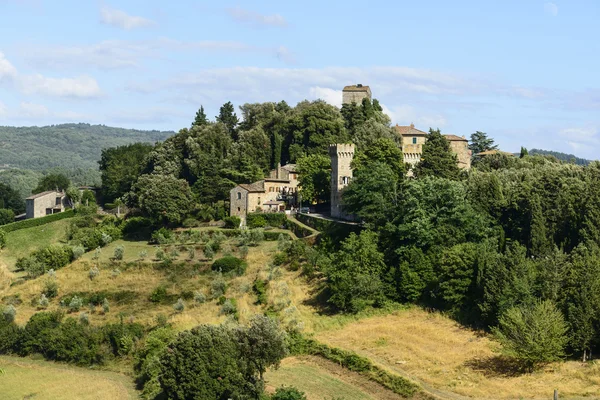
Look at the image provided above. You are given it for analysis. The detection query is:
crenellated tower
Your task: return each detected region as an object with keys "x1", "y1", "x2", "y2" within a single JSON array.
[{"x1": 329, "y1": 143, "x2": 355, "y2": 219}]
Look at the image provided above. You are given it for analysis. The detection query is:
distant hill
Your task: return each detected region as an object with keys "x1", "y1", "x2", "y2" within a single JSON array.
[
  {"x1": 0, "y1": 123, "x2": 174, "y2": 171},
  {"x1": 529, "y1": 149, "x2": 592, "y2": 166}
]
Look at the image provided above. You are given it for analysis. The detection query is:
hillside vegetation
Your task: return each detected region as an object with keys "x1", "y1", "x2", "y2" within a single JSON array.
[{"x1": 0, "y1": 123, "x2": 173, "y2": 171}]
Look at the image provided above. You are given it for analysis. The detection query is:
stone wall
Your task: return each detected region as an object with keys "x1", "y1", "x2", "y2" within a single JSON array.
[
  {"x1": 329, "y1": 143, "x2": 355, "y2": 219},
  {"x1": 448, "y1": 140, "x2": 472, "y2": 169}
]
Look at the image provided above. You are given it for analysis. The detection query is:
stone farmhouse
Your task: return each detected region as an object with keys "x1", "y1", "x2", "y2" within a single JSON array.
[
  {"x1": 230, "y1": 163, "x2": 299, "y2": 224},
  {"x1": 25, "y1": 191, "x2": 68, "y2": 219},
  {"x1": 394, "y1": 123, "x2": 471, "y2": 170}
]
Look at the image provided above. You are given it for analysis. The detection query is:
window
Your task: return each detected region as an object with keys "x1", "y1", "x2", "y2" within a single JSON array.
[
  {"x1": 237, "y1": 207, "x2": 241, "y2": 212},
  {"x1": 412, "y1": 137, "x2": 417, "y2": 144},
  {"x1": 258, "y1": 197, "x2": 261, "y2": 205},
  {"x1": 237, "y1": 192, "x2": 242, "y2": 200}
]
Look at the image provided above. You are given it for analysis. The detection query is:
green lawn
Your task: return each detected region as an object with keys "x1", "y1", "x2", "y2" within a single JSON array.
[
  {"x1": 0, "y1": 356, "x2": 137, "y2": 400},
  {"x1": 1, "y1": 219, "x2": 71, "y2": 271}
]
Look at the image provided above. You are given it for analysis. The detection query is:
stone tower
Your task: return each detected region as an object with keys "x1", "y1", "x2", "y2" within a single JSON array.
[
  {"x1": 329, "y1": 143, "x2": 355, "y2": 219},
  {"x1": 342, "y1": 84, "x2": 372, "y2": 105}
]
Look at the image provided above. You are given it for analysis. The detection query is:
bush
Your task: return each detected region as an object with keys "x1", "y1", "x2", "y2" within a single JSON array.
[
  {"x1": 38, "y1": 294, "x2": 49, "y2": 309},
  {"x1": 173, "y1": 298, "x2": 185, "y2": 313},
  {"x1": 88, "y1": 267, "x2": 100, "y2": 281},
  {"x1": 122, "y1": 217, "x2": 154, "y2": 239},
  {"x1": 72, "y1": 245, "x2": 85, "y2": 260},
  {"x1": 210, "y1": 273, "x2": 227, "y2": 298},
  {"x1": 114, "y1": 245, "x2": 125, "y2": 260},
  {"x1": 272, "y1": 252, "x2": 287, "y2": 266},
  {"x1": 101, "y1": 232, "x2": 113, "y2": 246},
  {"x1": 150, "y1": 286, "x2": 168, "y2": 303},
  {"x1": 223, "y1": 216, "x2": 241, "y2": 229},
  {"x1": 246, "y1": 213, "x2": 267, "y2": 228},
  {"x1": 151, "y1": 227, "x2": 172, "y2": 244},
  {"x1": 253, "y1": 279, "x2": 268, "y2": 305},
  {"x1": 211, "y1": 256, "x2": 247, "y2": 275},
  {"x1": 102, "y1": 298, "x2": 110, "y2": 313},
  {"x1": 194, "y1": 291, "x2": 206, "y2": 304},
  {"x1": 271, "y1": 387, "x2": 307, "y2": 400},
  {"x1": 203, "y1": 244, "x2": 215, "y2": 260},
  {"x1": 220, "y1": 299, "x2": 238, "y2": 316},
  {"x1": 68, "y1": 296, "x2": 83, "y2": 312},
  {"x1": 0, "y1": 208, "x2": 15, "y2": 225},
  {"x1": 134, "y1": 326, "x2": 177, "y2": 400},
  {"x1": 182, "y1": 218, "x2": 200, "y2": 228},
  {"x1": 43, "y1": 279, "x2": 59, "y2": 298},
  {"x1": 0, "y1": 229, "x2": 6, "y2": 249},
  {"x1": 2, "y1": 305, "x2": 16, "y2": 323},
  {"x1": 17, "y1": 256, "x2": 46, "y2": 278},
  {"x1": 33, "y1": 245, "x2": 74, "y2": 271},
  {"x1": 79, "y1": 312, "x2": 90, "y2": 326}
]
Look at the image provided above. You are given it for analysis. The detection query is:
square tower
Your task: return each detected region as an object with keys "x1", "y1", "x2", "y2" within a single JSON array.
[
  {"x1": 342, "y1": 84, "x2": 372, "y2": 105},
  {"x1": 329, "y1": 143, "x2": 355, "y2": 219}
]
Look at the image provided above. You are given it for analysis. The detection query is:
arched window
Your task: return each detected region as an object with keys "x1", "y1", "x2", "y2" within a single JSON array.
[{"x1": 237, "y1": 192, "x2": 242, "y2": 200}]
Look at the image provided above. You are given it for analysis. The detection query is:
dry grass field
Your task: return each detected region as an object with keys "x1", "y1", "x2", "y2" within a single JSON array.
[
  {"x1": 315, "y1": 308, "x2": 600, "y2": 400},
  {"x1": 0, "y1": 355, "x2": 137, "y2": 400}
]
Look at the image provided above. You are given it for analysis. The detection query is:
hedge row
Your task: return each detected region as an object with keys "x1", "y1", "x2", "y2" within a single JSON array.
[
  {"x1": 288, "y1": 333, "x2": 422, "y2": 398},
  {"x1": 1, "y1": 210, "x2": 76, "y2": 233}
]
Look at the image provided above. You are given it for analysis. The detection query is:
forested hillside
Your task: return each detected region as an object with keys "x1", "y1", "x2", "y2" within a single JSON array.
[
  {"x1": 529, "y1": 148, "x2": 591, "y2": 165},
  {"x1": 0, "y1": 123, "x2": 174, "y2": 171}
]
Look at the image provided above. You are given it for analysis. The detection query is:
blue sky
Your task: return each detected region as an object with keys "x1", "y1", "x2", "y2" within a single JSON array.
[{"x1": 1, "y1": 1, "x2": 600, "y2": 158}]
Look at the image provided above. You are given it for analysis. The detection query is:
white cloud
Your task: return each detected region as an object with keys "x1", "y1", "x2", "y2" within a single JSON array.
[
  {"x1": 0, "y1": 101, "x2": 7, "y2": 117},
  {"x1": 18, "y1": 74, "x2": 101, "y2": 98},
  {"x1": 21, "y1": 38, "x2": 293, "y2": 70},
  {"x1": 19, "y1": 101, "x2": 49, "y2": 118},
  {"x1": 309, "y1": 87, "x2": 342, "y2": 108},
  {"x1": 544, "y1": 2, "x2": 558, "y2": 17},
  {"x1": 0, "y1": 51, "x2": 18, "y2": 81},
  {"x1": 560, "y1": 127, "x2": 600, "y2": 152},
  {"x1": 100, "y1": 5, "x2": 155, "y2": 30},
  {"x1": 226, "y1": 7, "x2": 287, "y2": 28},
  {"x1": 383, "y1": 104, "x2": 447, "y2": 128}
]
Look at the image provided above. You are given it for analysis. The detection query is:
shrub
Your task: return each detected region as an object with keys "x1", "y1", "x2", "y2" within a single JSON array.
[
  {"x1": 239, "y1": 245, "x2": 249, "y2": 260},
  {"x1": 155, "y1": 314, "x2": 168, "y2": 327},
  {"x1": 155, "y1": 247, "x2": 165, "y2": 261},
  {"x1": 17, "y1": 256, "x2": 46, "y2": 278},
  {"x1": 33, "y1": 245, "x2": 74, "y2": 271},
  {"x1": 168, "y1": 248, "x2": 179, "y2": 258},
  {"x1": 187, "y1": 247, "x2": 196, "y2": 260},
  {"x1": 220, "y1": 299, "x2": 237, "y2": 316},
  {"x1": 72, "y1": 245, "x2": 85, "y2": 260},
  {"x1": 79, "y1": 312, "x2": 90, "y2": 326},
  {"x1": 223, "y1": 216, "x2": 241, "y2": 229},
  {"x1": 272, "y1": 252, "x2": 287, "y2": 266},
  {"x1": 246, "y1": 213, "x2": 267, "y2": 228},
  {"x1": 271, "y1": 387, "x2": 307, "y2": 400},
  {"x1": 150, "y1": 286, "x2": 168, "y2": 303},
  {"x1": 38, "y1": 294, "x2": 49, "y2": 309},
  {"x1": 139, "y1": 250, "x2": 148, "y2": 260},
  {"x1": 68, "y1": 296, "x2": 83, "y2": 312},
  {"x1": 43, "y1": 279, "x2": 59, "y2": 298},
  {"x1": 277, "y1": 233, "x2": 291, "y2": 252},
  {"x1": 203, "y1": 243, "x2": 215, "y2": 260},
  {"x1": 2, "y1": 305, "x2": 16, "y2": 323},
  {"x1": 122, "y1": 217, "x2": 154, "y2": 239},
  {"x1": 134, "y1": 326, "x2": 177, "y2": 400},
  {"x1": 0, "y1": 208, "x2": 14, "y2": 226},
  {"x1": 88, "y1": 266, "x2": 100, "y2": 281},
  {"x1": 114, "y1": 245, "x2": 125, "y2": 260},
  {"x1": 101, "y1": 232, "x2": 113, "y2": 246},
  {"x1": 194, "y1": 291, "x2": 206, "y2": 304},
  {"x1": 0, "y1": 229, "x2": 6, "y2": 249},
  {"x1": 173, "y1": 298, "x2": 185, "y2": 313},
  {"x1": 253, "y1": 279, "x2": 268, "y2": 305},
  {"x1": 102, "y1": 298, "x2": 110, "y2": 313},
  {"x1": 93, "y1": 247, "x2": 101, "y2": 260},
  {"x1": 182, "y1": 217, "x2": 200, "y2": 228},
  {"x1": 211, "y1": 256, "x2": 247, "y2": 275},
  {"x1": 151, "y1": 227, "x2": 172, "y2": 244},
  {"x1": 210, "y1": 273, "x2": 227, "y2": 298}
]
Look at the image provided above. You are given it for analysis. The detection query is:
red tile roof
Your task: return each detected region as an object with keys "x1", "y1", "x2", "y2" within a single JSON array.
[
  {"x1": 394, "y1": 124, "x2": 428, "y2": 136},
  {"x1": 444, "y1": 134, "x2": 468, "y2": 142},
  {"x1": 237, "y1": 181, "x2": 265, "y2": 193}
]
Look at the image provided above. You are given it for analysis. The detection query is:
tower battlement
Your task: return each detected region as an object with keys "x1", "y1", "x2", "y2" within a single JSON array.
[
  {"x1": 329, "y1": 143, "x2": 355, "y2": 220},
  {"x1": 328, "y1": 143, "x2": 355, "y2": 158}
]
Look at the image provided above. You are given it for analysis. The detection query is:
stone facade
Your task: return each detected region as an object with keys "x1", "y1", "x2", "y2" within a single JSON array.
[
  {"x1": 25, "y1": 191, "x2": 67, "y2": 219},
  {"x1": 445, "y1": 135, "x2": 472, "y2": 169},
  {"x1": 342, "y1": 84, "x2": 372, "y2": 105},
  {"x1": 230, "y1": 163, "x2": 299, "y2": 224},
  {"x1": 329, "y1": 143, "x2": 355, "y2": 220},
  {"x1": 394, "y1": 124, "x2": 472, "y2": 171}
]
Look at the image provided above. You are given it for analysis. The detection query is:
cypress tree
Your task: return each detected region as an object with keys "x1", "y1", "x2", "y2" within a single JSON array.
[{"x1": 192, "y1": 106, "x2": 208, "y2": 127}]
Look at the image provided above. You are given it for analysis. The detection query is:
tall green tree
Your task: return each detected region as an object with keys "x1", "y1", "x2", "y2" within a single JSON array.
[
  {"x1": 33, "y1": 173, "x2": 70, "y2": 194},
  {"x1": 132, "y1": 174, "x2": 194, "y2": 225},
  {"x1": 99, "y1": 143, "x2": 153, "y2": 204},
  {"x1": 0, "y1": 182, "x2": 25, "y2": 214},
  {"x1": 414, "y1": 129, "x2": 460, "y2": 180},
  {"x1": 192, "y1": 105, "x2": 208, "y2": 127},
  {"x1": 469, "y1": 131, "x2": 498, "y2": 155},
  {"x1": 296, "y1": 154, "x2": 331, "y2": 205},
  {"x1": 216, "y1": 101, "x2": 239, "y2": 141},
  {"x1": 492, "y1": 300, "x2": 568, "y2": 371}
]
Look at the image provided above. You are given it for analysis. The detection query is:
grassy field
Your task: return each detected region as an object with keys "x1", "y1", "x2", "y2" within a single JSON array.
[
  {"x1": 315, "y1": 307, "x2": 600, "y2": 400},
  {"x1": 265, "y1": 356, "x2": 404, "y2": 400},
  {"x1": 0, "y1": 355, "x2": 137, "y2": 400},
  {"x1": 1, "y1": 219, "x2": 71, "y2": 271}
]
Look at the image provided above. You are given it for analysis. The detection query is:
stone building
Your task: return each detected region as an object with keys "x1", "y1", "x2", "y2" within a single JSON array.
[
  {"x1": 342, "y1": 84, "x2": 372, "y2": 105},
  {"x1": 230, "y1": 163, "x2": 299, "y2": 224},
  {"x1": 444, "y1": 135, "x2": 471, "y2": 169},
  {"x1": 25, "y1": 191, "x2": 67, "y2": 219},
  {"x1": 394, "y1": 124, "x2": 472, "y2": 171},
  {"x1": 329, "y1": 143, "x2": 355, "y2": 220}
]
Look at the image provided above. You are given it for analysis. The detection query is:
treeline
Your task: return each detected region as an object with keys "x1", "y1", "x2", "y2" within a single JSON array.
[
  {"x1": 529, "y1": 148, "x2": 591, "y2": 166},
  {"x1": 100, "y1": 99, "x2": 399, "y2": 220}
]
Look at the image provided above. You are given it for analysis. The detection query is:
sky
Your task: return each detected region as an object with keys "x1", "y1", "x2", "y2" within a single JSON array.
[{"x1": 1, "y1": 0, "x2": 600, "y2": 159}]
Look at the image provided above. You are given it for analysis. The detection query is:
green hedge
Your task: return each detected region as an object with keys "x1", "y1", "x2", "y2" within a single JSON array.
[
  {"x1": 2, "y1": 210, "x2": 76, "y2": 233},
  {"x1": 284, "y1": 217, "x2": 316, "y2": 239},
  {"x1": 288, "y1": 333, "x2": 421, "y2": 398}
]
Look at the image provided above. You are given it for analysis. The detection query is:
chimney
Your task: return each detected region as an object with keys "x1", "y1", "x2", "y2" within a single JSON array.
[{"x1": 410, "y1": 123, "x2": 414, "y2": 129}]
